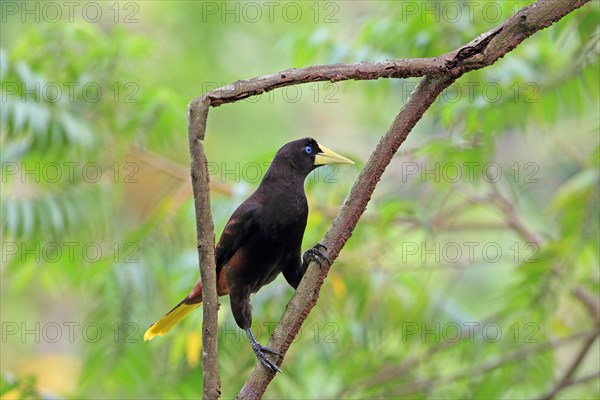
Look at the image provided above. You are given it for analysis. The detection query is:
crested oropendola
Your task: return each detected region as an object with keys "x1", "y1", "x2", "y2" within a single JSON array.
[{"x1": 144, "y1": 137, "x2": 354, "y2": 372}]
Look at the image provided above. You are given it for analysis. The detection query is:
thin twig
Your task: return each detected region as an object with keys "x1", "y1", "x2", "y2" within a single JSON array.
[
  {"x1": 488, "y1": 180, "x2": 544, "y2": 246},
  {"x1": 337, "y1": 313, "x2": 504, "y2": 397},
  {"x1": 538, "y1": 333, "x2": 599, "y2": 400},
  {"x1": 559, "y1": 371, "x2": 600, "y2": 390},
  {"x1": 573, "y1": 286, "x2": 600, "y2": 324},
  {"x1": 395, "y1": 329, "x2": 599, "y2": 397},
  {"x1": 537, "y1": 286, "x2": 600, "y2": 400}
]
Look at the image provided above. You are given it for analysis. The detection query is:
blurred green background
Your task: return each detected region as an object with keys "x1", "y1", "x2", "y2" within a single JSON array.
[{"x1": 1, "y1": 1, "x2": 599, "y2": 399}]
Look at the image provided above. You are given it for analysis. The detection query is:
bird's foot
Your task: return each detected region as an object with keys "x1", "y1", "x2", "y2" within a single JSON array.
[
  {"x1": 303, "y1": 243, "x2": 331, "y2": 268},
  {"x1": 251, "y1": 342, "x2": 282, "y2": 373}
]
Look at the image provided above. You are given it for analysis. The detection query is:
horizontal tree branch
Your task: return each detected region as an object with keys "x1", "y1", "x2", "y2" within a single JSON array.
[
  {"x1": 189, "y1": 0, "x2": 590, "y2": 117},
  {"x1": 202, "y1": 58, "x2": 444, "y2": 106}
]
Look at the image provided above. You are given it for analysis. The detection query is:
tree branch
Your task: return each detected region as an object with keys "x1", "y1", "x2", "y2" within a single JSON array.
[
  {"x1": 556, "y1": 371, "x2": 600, "y2": 391},
  {"x1": 394, "y1": 329, "x2": 600, "y2": 397},
  {"x1": 183, "y1": 0, "x2": 591, "y2": 398},
  {"x1": 573, "y1": 286, "x2": 600, "y2": 324},
  {"x1": 337, "y1": 313, "x2": 505, "y2": 397},
  {"x1": 187, "y1": 98, "x2": 221, "y2": 399},
  {"x1": 201, "y1": 58, "x2": 445, "y2": 106},
  {"x1": 537, "y1": 286, "x2": 600, "y2": 400},
  {"x1": 538, "y1": 332, "x2": 599, "y2": 400},
  {"x1": 237, "y1": 74, "x2": 456, "y2": 400},
  {"x1": 188, "y1": 0, "x2": 589, "y2": 116}
]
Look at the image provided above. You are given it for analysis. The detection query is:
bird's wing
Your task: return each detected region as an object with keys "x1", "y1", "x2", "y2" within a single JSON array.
[{"x1": 215, "y1": 201, "x2": 260, "y2": 271}]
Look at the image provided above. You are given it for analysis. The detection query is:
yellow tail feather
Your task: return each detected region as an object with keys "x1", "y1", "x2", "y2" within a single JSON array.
[{"x1": 144, "y1": 302, "x2": 201, "y2": 341}]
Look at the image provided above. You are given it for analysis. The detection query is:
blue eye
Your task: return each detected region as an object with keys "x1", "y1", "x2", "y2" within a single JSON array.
[{"x1": 305, "y1": 146, "x2": 312, "y2": 154}]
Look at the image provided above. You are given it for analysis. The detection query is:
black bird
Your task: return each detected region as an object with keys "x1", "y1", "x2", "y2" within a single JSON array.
[{"x1": 144, "y1": 137, "x2": 353, "y2": 372}]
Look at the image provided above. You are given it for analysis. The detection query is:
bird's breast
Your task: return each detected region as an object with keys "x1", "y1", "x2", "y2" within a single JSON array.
[
  {"x1": 223, "y1": 186, "x2": 308, "y2": 293},
  {"x1": 232, "y1": 200, "x2": 307, "y2": 293}
]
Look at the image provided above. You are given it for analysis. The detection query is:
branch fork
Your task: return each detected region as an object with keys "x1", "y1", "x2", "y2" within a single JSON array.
[{"x1": 185, "y1": 1, "x2": 592, "y2": 398}]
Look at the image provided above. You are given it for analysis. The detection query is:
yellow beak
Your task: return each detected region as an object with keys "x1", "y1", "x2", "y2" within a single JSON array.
[{"x1": 314, "y1": 143, "x2": 355, "y2": 166}]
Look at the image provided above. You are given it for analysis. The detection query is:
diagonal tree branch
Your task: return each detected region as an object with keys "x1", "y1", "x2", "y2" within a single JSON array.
[
  {"x1": 537, "y1": 286, "x2": 600, "y2": 400},
  {"x1": 555, "y1": 371, "x2": 600, "y2": 392},
  {"x1": 184, "y1": 0, "x2": 591, "y2": 398},
  {"x1": 236, "y1": 74, "x2": 456, "y2": 400},
  {"x1": 573, "y1": 286, "x2": 600, "y2": 324},
  {"x1": 538, "y1": 332, "x2": 599, "y2": 400}
]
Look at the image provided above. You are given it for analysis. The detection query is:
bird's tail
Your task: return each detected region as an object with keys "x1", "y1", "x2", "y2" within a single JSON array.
[{"x1": 144, "y1": 282, "x2": 203, "y2": 341}]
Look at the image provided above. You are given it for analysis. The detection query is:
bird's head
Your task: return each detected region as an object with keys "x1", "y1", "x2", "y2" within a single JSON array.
[{"x1": 273, "y1": 137, "x2": 354, "y2": 177}]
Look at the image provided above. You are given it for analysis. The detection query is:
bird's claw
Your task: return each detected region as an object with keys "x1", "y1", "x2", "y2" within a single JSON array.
[
  {"x1": 251, "y1": 342, "x2": 282, "y2": 373},
  {"x1": 303, "y1": 243, "x2": 331, "y2": 268},
  {"x1": 256, "y1": 343, "x2": 281, "y2": 356}
]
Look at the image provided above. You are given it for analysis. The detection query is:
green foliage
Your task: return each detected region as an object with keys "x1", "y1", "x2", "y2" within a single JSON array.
[{"x1": 1, "y1": 1, "x2": 599, "y2": 399}]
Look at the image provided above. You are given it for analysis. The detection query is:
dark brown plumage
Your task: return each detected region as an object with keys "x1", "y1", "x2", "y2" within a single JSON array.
[{"x1": 145, "y1": 137, "x2": 353, "y2": 372}]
